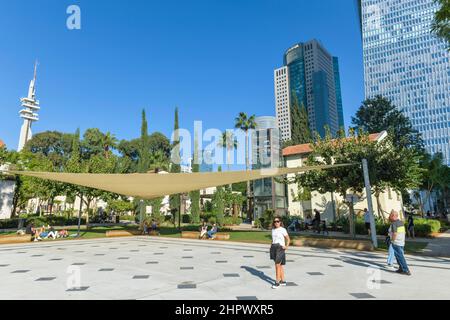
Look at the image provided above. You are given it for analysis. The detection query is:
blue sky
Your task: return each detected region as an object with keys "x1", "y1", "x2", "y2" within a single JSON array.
[{"x1": 0, "y1": 0, "x2": 364, "y2": 151}]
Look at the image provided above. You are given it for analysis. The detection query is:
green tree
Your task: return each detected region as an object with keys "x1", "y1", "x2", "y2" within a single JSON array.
[
  {"x1": 170, "y1": 107, "x2": 182, "y2": 228},
  {"x1": 137, "y1": 110, "x2": 151, "y2": 173},
  {"x1": 218, "y1": 130, "x2": 238, "y2": 172},
  {"x1": 189, "y1": 132, "x2": 201, "y2": 224},
  {"x1": 148, "y1": 132, "x2": 171, "y2": 158},
  {"x1": 102, "y1": 131, "x2": 118, "y2": 158},
  {"x1": 81, "y1": 128, "x2": 107, "y2": 159},
  {"x1": 292, "y1": 129, "x2": 423, "y2": 237},
  {"x1": 23, "y1": 131, "x2": 74, "y2": 169},
  {"x1": 351, "y1": 96, "x2": 423, "y2": 150},
  {"x1": 234, "y1": 112, "x2": 257, "y2": 221},
  {"x1": 290, "y1": 93, "x2": 312, "y2": 145},
  {"x1": 419, "y1": 152, "x2": 449, "y2": 215},
  {"x1": 431, "y1": 0, "x2": 450, "y2": 50}
]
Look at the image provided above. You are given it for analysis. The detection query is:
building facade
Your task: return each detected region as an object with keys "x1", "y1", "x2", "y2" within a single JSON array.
[
  {"x1": 275, "y1": 40, "x2": 343, "y2": 141},
  {"x1": 251, "y1": 116, "x2": 287, "y2": 219},
  {"x1": 283, "y1": 132, "x2": 403, "y2": 222},
  {"x1": 359, "y1": 0, "x2": 450, "y2": 165}
]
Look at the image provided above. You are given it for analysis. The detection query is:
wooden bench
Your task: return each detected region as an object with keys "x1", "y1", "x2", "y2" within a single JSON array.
[
  {"x1": 292, "y1": 238, "x2": 374, "y2": 251},
  {"x1": 0, "y1": 234, "x2": 32, "y2": 244},
  {"x1": 105, "y1": 230, "x2": 142, "y2": 238},
  {"x1": 181, "y1": 231, "x2": 230, "y2": 241}
]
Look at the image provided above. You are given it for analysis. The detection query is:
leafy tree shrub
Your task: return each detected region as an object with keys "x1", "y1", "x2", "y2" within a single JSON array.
[
  {"x1": 259, "y1": 209, "x2": 275, "y2": 230},
  {"x1": 203, "y1": 201, "x2": 213, "y2": 213},
  {"x1": 182, "y1": 214, "x2": 192, "y2": 224},
  {"x1": 222, "y1": 216, "x2": 243, "y2": 226}
]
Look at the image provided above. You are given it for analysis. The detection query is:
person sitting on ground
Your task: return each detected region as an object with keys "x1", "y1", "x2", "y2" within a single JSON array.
[
  {"x1": 58, "y1": 229, "x2": 69, "y2": 238},
  {"x1": 207, "y1": 223, "x2": 218, "y2": 239},
  {"x1": 46, "y1": 225, "x2": 59, "y2": 240},
  {"x1": 26, "y1": 223, "x2": 41, "y2": 242},
  {"x1": 38, "y1": 226, "x2": 49, "y2": 239},
  {"x1": 199, "y1": 221, "x2": 208, "y2": 239}
]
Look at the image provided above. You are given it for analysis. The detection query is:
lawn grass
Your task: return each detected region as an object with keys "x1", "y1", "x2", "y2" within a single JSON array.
[{"x1": 376, "y1": 241, "x2": 429, "y2": 255}]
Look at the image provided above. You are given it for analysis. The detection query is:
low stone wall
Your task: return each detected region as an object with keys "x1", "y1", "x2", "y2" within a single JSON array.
[
  {"x1": 293, "y1": 238, "x2": 374, "y2": 251},
  {"x1": 0, "y1": 234, "x2": 32, "y2": 244}
]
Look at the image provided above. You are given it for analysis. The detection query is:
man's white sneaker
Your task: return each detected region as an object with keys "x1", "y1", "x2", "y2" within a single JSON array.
[
  {"x1": 272, "y1": 283, "x2": 280, "y2": 289},
  {"x1": 280, "y1": 281, "x2": 287, "y2": 286}
]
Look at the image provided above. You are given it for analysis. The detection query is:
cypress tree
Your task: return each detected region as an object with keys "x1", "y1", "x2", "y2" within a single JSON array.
[
  {"x1": 189, "y1": 131, "x2": 201, "y2": 224},
  {"x1": 290, "y1": 92, "x2": 312, "y2": 145},
  {"x1": 169, "y1": 107, "x2": 181, "y2": 228},
  {"x1": 137, "y1": 109, "x2": 150, "y2": 228},
  {"x1": 137, "y1": 109, "x2": 150, "y2": 173}
]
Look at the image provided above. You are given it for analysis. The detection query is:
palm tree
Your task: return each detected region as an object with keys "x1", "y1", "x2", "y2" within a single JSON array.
[
  {"x1": 431, "y1": 0, "x2": 450, "y2": 51},
  {"x1": 148, "y1": 150, "x2": 170, "y2": 172},
  {"x1": 102, "y1": 131, "x2": 118, "y2": 158},
  {"x1": 234, "y1": 112, "x2": 257, "y2": 221},
  {"x1": 218, "y1": 130, "x2": 239, "y2": 191},
  {"x1": 218, "y1": 131, "x2": 238, "y2": 172}
]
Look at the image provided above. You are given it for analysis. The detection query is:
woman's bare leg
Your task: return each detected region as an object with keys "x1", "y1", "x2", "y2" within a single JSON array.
[{"x1": 275, "y1": 264, "x2": 281, "y2": 282}]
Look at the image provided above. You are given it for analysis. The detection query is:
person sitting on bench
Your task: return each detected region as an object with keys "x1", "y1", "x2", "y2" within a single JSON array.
[
  {"x1": 151, "y1": 220, "x2": 158, "y2": 232},
  {"x1": 304, "y1": 215, "x2": 313, "y2": 230},
  {"x1": 207, "y1": 224, "x2": 218, "y2": 239},
  {"x1": 199, "y1": 222, "x2": 208, "y2": 239}
]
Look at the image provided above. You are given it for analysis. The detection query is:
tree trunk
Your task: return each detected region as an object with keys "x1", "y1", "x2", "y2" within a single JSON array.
[
  {"x1": 375, "y1": 193, "x2": 385, "y2": 221},
  {"x1": 77, "y1": 194, "x2": 83, "y2": 237},
  {"x1": 49, "y1": 197, "x2": 54, "y2": 215},
  {"x1": 349, "y1": 202, "x2": 356, "y2": 239},
  {"x1": 245, "y1": 131, "x2": 251, "y2": 221}
]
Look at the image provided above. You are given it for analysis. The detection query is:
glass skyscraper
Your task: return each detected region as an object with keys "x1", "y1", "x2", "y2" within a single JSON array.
[
  {"x1": 359, "y1": 0, "x2": 450, "y2": 165},
  {"x1": 251, "y1": 116, "x2": 287, "y2": 218},
  {"x1": 275, "y1": 40, "x2": 344, "y2": 140}
]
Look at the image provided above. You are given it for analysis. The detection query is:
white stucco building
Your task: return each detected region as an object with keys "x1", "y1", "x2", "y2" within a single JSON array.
[{"x1": 283, "y1": 131, "x2": 403, "y2": 222}]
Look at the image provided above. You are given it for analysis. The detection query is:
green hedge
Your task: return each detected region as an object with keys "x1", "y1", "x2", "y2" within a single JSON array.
[
  {"x1": 1, "y1": 215, "x2": 92, "y2": 229},
  {"x1": 222, "y1": 216, "x2": 243, "y2": 226},
  {"x1": 341, "y1": 217, "x2": 440, "y2": 238}
]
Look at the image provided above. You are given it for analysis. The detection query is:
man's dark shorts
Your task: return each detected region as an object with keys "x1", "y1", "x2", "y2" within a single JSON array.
[
  {"x1": 270, "y1": 244, "x2": 286, "y2": 265},
  {"x1": 365, "y1": 223, "x2": 371, "y2": 231}
]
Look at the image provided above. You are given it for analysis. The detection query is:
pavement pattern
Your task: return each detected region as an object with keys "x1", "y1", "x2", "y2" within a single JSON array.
[{"x1": 0, "y1": 236, "x2": 449, "y2": 300}]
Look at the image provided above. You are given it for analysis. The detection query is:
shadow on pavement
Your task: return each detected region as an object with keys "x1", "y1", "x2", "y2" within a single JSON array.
[{"x1": 241, "y1": 266, "x2": 274, "y2": 285}]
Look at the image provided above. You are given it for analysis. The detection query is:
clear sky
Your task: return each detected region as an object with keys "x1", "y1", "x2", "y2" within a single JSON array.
[{"x1": 0, "y1": 0, "x2": 364, "y2": 150}]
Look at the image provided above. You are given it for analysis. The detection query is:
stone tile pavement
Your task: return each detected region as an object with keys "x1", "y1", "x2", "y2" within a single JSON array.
[{"x1": 0, "y1": 236, "x2": 449, "y2": 300}]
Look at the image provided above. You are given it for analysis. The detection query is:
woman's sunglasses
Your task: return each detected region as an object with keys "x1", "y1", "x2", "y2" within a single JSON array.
[{"x1": 273, "y1": 220, "x2": 281, "y2": 223}]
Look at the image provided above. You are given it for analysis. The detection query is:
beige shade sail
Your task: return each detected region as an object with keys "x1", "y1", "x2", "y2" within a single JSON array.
[{"x1": 7, "y1": 164, "x2": 354, "y2": 199}]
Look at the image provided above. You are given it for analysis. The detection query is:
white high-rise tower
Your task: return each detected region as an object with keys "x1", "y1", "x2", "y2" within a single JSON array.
[{"x1": 18, "y1": 63, "x2": 40, "y2": 151}]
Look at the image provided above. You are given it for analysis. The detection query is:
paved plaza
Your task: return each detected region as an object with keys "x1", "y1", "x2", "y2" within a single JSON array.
[{"x1": 1, "y1": 236, "x2": 449, "y2": 300}]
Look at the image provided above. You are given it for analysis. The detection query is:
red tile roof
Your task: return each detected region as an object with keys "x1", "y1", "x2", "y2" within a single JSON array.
[{"x1": 282, "y1": 132, "x2": 385, "y2": 157}]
